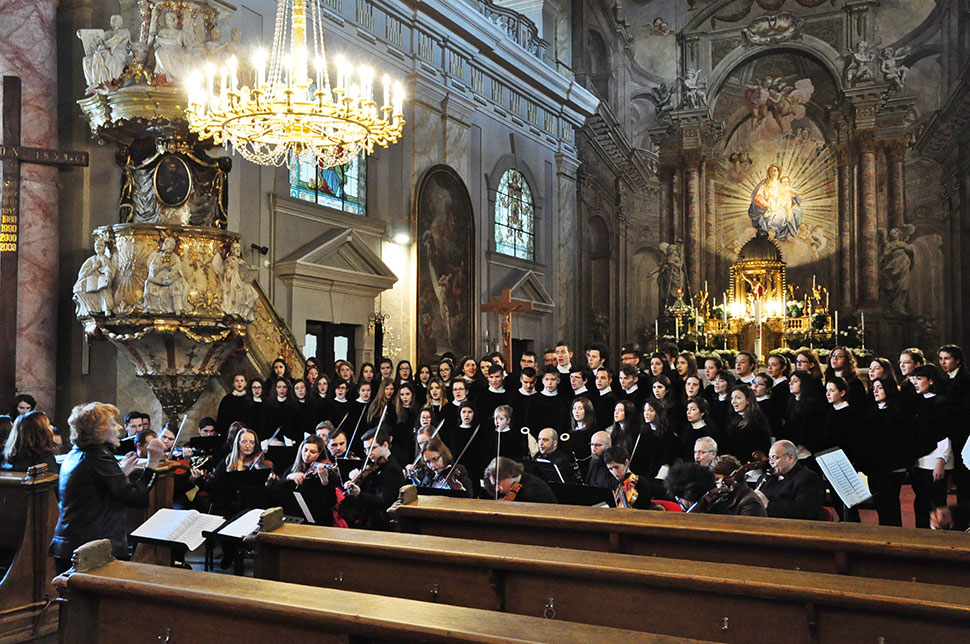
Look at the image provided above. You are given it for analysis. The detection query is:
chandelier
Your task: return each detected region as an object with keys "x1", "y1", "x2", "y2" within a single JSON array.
[{"x1": 186, "y1": 0, "x2": 405, "y2": 167}]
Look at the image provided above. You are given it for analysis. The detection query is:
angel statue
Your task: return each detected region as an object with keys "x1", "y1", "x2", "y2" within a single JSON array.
[
  {"x1": 680, "y1": 69, "x2": 707, "y2": 109},
  {"x1": 880, "y1": 46, "x2": 911, "y2": 92},
  {"x1": 878, "y1": 224, "x2": 916, "y2": 314},
  {"x1": 845, "y1": 40, "x2": 876, "y2": 85},
  {"x1": 654, "y1": 242, "x2": 685, "y2": 310}
]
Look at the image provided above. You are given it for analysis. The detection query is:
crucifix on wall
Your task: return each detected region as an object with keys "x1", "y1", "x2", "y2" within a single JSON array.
[
  {"x1": 0, "y1": 76, "x2": 89, "y2": 409},
  {"x1": 481, "y1": 289, "x2": 532, "y2": 368}
]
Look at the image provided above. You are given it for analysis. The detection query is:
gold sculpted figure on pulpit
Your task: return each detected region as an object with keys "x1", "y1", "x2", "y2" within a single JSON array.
[
  {"x1": 214, "y1": 241, "x2": 258, "y2": 320},
  {"x1": 73, "y1": 238, "x2": 117, "y2": 316},
  {"x1": 144, "y1": 237, "x2": 187, "y2": 314}
]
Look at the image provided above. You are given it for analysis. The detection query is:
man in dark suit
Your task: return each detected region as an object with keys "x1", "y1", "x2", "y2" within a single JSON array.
[{"x1": 754, "y1": 439, "x2": 824, "y2": 520}]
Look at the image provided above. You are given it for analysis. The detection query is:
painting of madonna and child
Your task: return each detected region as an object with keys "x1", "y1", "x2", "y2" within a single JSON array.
[{"x1": 716, "y1": 73, "x2": 837, "y2": 283}]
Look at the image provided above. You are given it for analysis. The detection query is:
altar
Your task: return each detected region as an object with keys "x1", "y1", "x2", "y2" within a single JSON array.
[{"x1": 661, "y1": 233, "x2": 839, "y2": 361}]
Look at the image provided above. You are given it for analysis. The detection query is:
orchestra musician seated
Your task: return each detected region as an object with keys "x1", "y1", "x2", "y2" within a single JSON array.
[
  {"x1": 266, "y1": 435, "x2": 340, "y2": 525},
  {"x1": 664, "y1": 462, "x2": 716, "y2": 511},
  {"x1": 416, "y1": 437, "x2": 473, "y2": 496},
  {"x1": 534, "y1": 427, "x2": 575, "y2": 473},
  {"x1": 694, "y1": 436, "x2": 718, "y2": 469},
  {"x1": 483, "y1": 456, "x2": 556, "y2": 503},
  {"x1": 753, "y1": 439, "x2": 825, "y2": 520},
  {"x1": 327, "y1": 429, "x2": 355, "y2": 460},
  {"x1": 605, "y1": 446, "x2": 660, "y2": 509},
  {"x1": 585, "y1": 430, "x2": 616, "y2": 489},
  {"x1": 710, "y1": 455, "x2": 767, "y2": 516},
  {"x1": 133, "y1": 429, "x2": 157, "y2": 458},
  {"x1": 342, "y1": 428, "x2": 405, "y2": 530}
]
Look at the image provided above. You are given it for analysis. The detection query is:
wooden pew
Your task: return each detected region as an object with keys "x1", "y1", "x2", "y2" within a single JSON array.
[
  {"x1": 0, "y1": 465, "x2": 59, "y2": 643},
  {"x1": 393, "y1": 491, "x2": 970, "y2": 586},
  {"x1": 53, "y1": 540, "x2": 698, "y2": 644},
  {"x1": 251, "y1": 519, "x2": 970, "y2": 644}
]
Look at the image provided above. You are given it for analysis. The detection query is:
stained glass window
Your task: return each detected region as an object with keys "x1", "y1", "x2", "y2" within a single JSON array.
[
  {"x1": 494, "y1": 169, "x2": 534, "y2": 261},
  {"x1": 288, "y1": 151, "x2": 366, "y2": 215}
]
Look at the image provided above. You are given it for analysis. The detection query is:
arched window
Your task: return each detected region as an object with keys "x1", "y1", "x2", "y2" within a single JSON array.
[
  {"x1": 494, "y1": 169, "x2": 535, "y2": 261},
  {"x1": 289, "y1": 151, "x2": 367, "y2": 215}
]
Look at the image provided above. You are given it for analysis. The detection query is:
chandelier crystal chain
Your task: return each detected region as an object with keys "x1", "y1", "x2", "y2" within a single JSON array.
[{"x1": 186, "y1": 0, "x2": 405, "y2": 167}]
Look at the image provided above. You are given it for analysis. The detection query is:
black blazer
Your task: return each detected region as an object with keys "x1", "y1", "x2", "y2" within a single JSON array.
[{"x1": 50, "y1": 444, "x2": 155, "y2": 559}]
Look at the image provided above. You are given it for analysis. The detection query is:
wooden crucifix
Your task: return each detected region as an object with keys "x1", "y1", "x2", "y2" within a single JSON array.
[
  {"x1": 481, "y1": 289, "x2": 533, "y2": 368},
  {"x1": 0, "y1": 76, "x2": 89, "y2": 409}
]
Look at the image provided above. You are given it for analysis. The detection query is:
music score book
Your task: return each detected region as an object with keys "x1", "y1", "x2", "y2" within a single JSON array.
[
  {"x1": 131, "y1": 508, "x2": 225, "y2": 551},
  {"x1": 815, "y1": 447, "x2": 873, "y2": 508}
]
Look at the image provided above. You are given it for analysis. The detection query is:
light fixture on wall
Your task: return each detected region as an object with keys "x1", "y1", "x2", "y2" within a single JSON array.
[
  {"x1": 185, "y1": 0, "x2": 406, "y2": 167},
  {"x1": 391, "y1": 229, "x2": 411, "y2": 245}
]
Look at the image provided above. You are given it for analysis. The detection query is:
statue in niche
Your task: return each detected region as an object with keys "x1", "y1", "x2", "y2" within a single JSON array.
[
  {"x1": 655, "y1": 242, "x2": 685, "y2": 310},
  {"x1": 845, "y1": 41, "x2": 876, "y2": 85},
  {"x1": 153, "y1": 11, "x2": 187, "y2": 84},
  {"x1": 680, "y1": 69, "x2": 707, "y2": 109},
  {"x1": 73, "y1": 238, "x2": 117, "y2": 316},
  {"x1": 78, "y1": 14, "x2": 131, "y2": 92},
  {"x1": 880, "y1": 46, "x2": 911, "y2": 92},
  {"x1": 143, "y1": 237, "x2": 187, "y2": 314},
  {"x1": 648, "y1": 82, "x2": 673, "y2": 115},
  {"x1": 748, "y1": 163, "x2": 803, "y2": 241},
  {"x1": 214, "y1": 241, "x2": 258, "y2": 319},
  {"x1": 879, "y1": 225, "x2": 916, "y2": 314}
]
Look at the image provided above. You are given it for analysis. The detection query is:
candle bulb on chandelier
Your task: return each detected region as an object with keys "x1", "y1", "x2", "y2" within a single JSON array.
[
  {"x1": 382, "y1": 74, "x2": 390, "y2": 112},
  {"x1": 254, "y1": 49, "x2": 266, "y2": 88},
  {"x1": 205, "y1": 63, "x2": 215, "y2": 102},
  {"x1": 228, "y1": 56, "x2": 238, "y2": 92},
  {"x1": 314, "y1": 57, "x2": 324, "y2": 94}
]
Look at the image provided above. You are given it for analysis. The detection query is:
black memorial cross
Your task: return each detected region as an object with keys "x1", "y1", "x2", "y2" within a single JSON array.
[{"x1": 0, "y1": 75, "x2": 89, "y2": 410}]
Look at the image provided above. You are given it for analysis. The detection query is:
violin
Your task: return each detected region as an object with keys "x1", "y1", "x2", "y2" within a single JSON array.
[
  {"x1": 501, "y1": 480, "x2": 522, "y2": 501},
  {"x1": 348, "y1": 455, "x2": 387, "y2": 486},
  {"x1": 614, "y1": 472, "x2": 639, "y2": 509},
  {"x1": 432, "y1": 465, "x2": 467, "y2": 492},
  {"x1": 243, "y1": 451, "x2": 273, "y2": 471},
  {"x1": 687, "y1": 451, "x2": 767, "y2": 513}
]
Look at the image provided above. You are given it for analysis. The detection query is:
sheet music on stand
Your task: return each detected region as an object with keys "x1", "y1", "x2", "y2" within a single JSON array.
[{"x1": 815, "y1": 447, "x2": 873, "y2": 508}]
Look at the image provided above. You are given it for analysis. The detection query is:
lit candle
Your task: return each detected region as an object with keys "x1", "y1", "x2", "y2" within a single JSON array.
[
  {"x1": 860, "y1": 312, "x2": 865, "y2": 338},
  {"x1": 382, "y1": 74, "x2": 390, "y2": 111},
  {"x1": 675, "y1": 314, "x2": 680, "y2": 343},
  {"x1": 254, "y1": 49, "x2": 266, "y2": 88},
  {"x1": 393, "y1": 82, "x2": 404, "y2": 115},
  {"x1": 205, "y1": 63, "x2": 215, "y2": 99},
  {"x1": 812, "y1": 274, "x2": 816, "y2": 291},
  {"x1": 826, "y1": 291, "x2": 829, "y2": 311},
  {"x1": 335, "y1": 56, "x2": 345, "y2": 92},
  {"x1": 835, "y1": 310, "x2": 839, "y2": 337},
  {"x1": 704, "y1": 280, "x2": 708, "y2": 295},
  {"x1": 228, "y1": 56, "x2": 238, "y2": 92},
  {"x1": 655, "y1": 319, "x2": 659, "y2": 343}
]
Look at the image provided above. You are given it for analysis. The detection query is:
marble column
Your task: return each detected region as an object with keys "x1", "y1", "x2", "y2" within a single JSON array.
[
  {"x1": 704, "y1": 158, "x2": 717, "y2": 293},
  {"x1": 658, "y1": 166, "x2": 675, "y2": 244},
  {"x1": 0, "y1": 0, "x2": 59, "y2": 413},
  {"x1": 836, "y1": 145, "x2": 853, "y2": 311},
  {"x1": 556, "y1": 153, "x2": 581, "y2": 342},
  {"x1": 683, "y1": 152, "x2": 702, "y2": 296},
  {"x1": 885, "y1": 139, "x2": 907, "y2": 231},
  {"x1": 857, "y1": 134, "x2": 879, "y2": 304}
]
